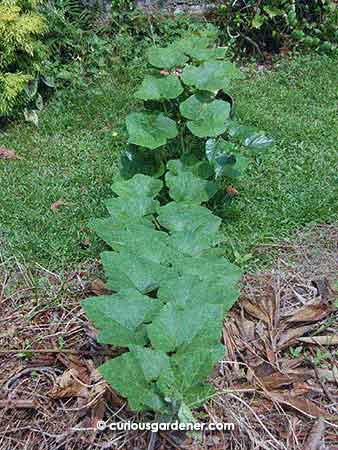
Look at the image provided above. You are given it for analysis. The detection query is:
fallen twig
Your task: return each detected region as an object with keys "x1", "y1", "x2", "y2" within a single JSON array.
[{"x1": 0, "y1": 399, "x2": 38, "y2": 409}]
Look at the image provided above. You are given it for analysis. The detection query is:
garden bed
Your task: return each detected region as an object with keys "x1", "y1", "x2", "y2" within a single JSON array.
[{"x1": 0, "y1": 224, "x2": 337, "y2": 449}]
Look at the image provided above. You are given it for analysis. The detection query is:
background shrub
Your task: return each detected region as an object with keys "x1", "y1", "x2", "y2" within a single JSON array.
[
  {"x1": 0, "y1": 0, "x2": 48, "y2": 117},
  {"x1": 211, "y1": 0, "x2": 338, "y2": 55}
]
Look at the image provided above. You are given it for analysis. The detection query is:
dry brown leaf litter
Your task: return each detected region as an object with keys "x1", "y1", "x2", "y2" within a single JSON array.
[{"x1": 0, "y1": 225, "x2": 337, "y2": 449}]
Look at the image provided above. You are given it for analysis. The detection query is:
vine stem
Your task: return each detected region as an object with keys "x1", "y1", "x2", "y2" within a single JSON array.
[{"x1": 180, "y1": 123, "x2": 186, "y2": 153}]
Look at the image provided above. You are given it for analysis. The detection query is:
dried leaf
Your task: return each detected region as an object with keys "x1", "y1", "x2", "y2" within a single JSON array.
[
  {"x1": 238, "y1": 317, "x2": 256, "y2": 341},
  {"x1": 90, "y1": 278, "x2": 111, "y2": 296},
  {"x1": 269, "y1": 393, "x2": 332, "y2": 419},
  {"x1": 287, "y1": 367, "x2": 338, "y2": 384},
  {"x1": 280, "y1": 47, "x2": 291, "y2": 56},
  {"x1": 0, "y1": 147, "x2": 21, "y2": 160},
  {"x1": 51, "y1": 198, "x2": 67, "y2": 211},
  {"x1": 311, "y1": 278, "x2": 330, "y2": 300},
  {"x1": 288, "y1": 382, "x2": 312, "y2": 397},
  {"x1": 48, "y1": 274, "x2": 61, "y2": 285},
  {"x1": 240, "y1": 298, "x2": 270, "y2": 323},
  {"x1": 81, "y1": 238, "x2": 91, "y2": 248},
  {"x1": 285, "y1": 304, "x2": 331, "y2": 323},
  {"x1": 264, "y1": 340, "x2": 276, "y2": 365},
  {"x1": 57, "y1": 354, "x2": 91, "y2": 383},
  {"x1": 253, "y1": 362, "x2": 275, "y2": 378},
  {"x1": 277, "y1": 324, "x2": 314, "y2": 349},
  {"x1": 297, "y1": 335, "x2": 338, "y2": 346},
  {"x1": 259, "y1": 371, "x2": 300, "y2": 390},
  {"x1": 89, "y1": 369, "x2": 107, "y2": 442},
  {"x1": 303, "y1": 418, "x2": 325, "y2": 450},
  {"x1": 90, "y1": 398, "x2": 106, "y2": 442},
  {"x1": 226, "y1": 186, "x2": 239, "y2": 197},
  {"x1": 49, "y1": 369, "x2": 88, "y2": 399}
]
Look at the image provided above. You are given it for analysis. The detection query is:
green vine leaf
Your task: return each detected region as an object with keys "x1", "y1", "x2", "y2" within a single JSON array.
[
  {"x1": 180, "y1": 94, "x2": 231, "y2": 137},
  {"x1": 263, "y1": 6, "x2": 283, "y2": 17},
  {"x1": 103, "y1": 173, "x2": 163, "y2": 222},
  {"x1": 135, "y1": 75, "x2": 183, "y2": 101},
  {"x1": 93, "y1": 220, "x2": 172, "y2": 261},
  {"x1": 147, "y1": 46, "x2": 188, "y2": 69},
  {"x1": 147, "y1": 302, "x2": 224, "y2": 353},
  {"x1": 181, "y1": 61, "x2": 240, "y2": 92},
  {"x1": 172, "y1": 344, "x2": 224, "y2": 391},
  {"x1": 81, "y1": 289, "x2": 162, "y2": 346},
  {"x1": 158, "y1": 201, "x2": 222, "y2": 256},
  {"x1": 166, "y1": 160, "x2": 218, "y2": 204},
  {"x1": 112, "y1": 173, "x2": 163, "y2": 201},
  {"x1": 101, "y1": 250, "x2": 176, "y2": 294},
  {"x1": 206, "y1": 138, "x2": 249, "y2": 177},
  {"x1": 158, "y1": 273, "x2": 240, "y2": 311},
  {"x1": 227, "y1": 122, "x2": 274, "y2": 150},
  {"x1": 126, "y1": 112, "x2": 178, "y2": 150},
  {"x1": 98, "y1": 347, "x2": 173, "y2": 412},
  {"x1": 252, "y1": 13, "x2": 265, "y2": 29},
  {"x1": 158, "y1": 201, "x2": 221, "y2": 235},
  {"x1": 83, "y1": 171, "x2": 242, "y2": 416},
  {"x1": 174, "y1": 253, "x2": 242, "y2": 291},
  {"x1": 120, "y1": 146, "x2": 165, "y2": 180},
  {"x1": 91, "y1": 218, "x2": 150, "y2": 247},
  {"x1": 188, "y1": 47, "x2": 227, "y2": 61},
  {"x1": 174, "y1": 35, "x2": 212, "y2": 54}
]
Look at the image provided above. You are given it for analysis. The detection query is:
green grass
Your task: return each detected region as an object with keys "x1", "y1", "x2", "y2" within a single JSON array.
[
  {"x1": 0, "y1": 72, "x2": 139, "y2": 267},
  {"x1": 0, "y1": 53, "x2": 337, "y2": 269},
  {"x1": 222, "y1": 54, "x2": 338, "y2": 265}
]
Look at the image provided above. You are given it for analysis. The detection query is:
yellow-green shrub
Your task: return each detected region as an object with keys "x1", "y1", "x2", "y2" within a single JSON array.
[{"x1": 0, "y1": 0, "x2": 47, "y2": 116}]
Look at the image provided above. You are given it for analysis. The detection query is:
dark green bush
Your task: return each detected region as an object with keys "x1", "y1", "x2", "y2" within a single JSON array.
[
  {"x1": 40, "y1": 0, "x2": 115, "y2": 87},
  {"x1": 212, "y1": 0, "x2": 337, "y2": 55}
]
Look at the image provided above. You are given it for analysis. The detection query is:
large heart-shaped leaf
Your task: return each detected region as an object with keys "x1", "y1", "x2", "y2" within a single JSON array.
[
  {"x1": 227, "y1": 122, "x2": 274, "y2": 150},
  {"x1": 112, "y1": 172, "x2": 163, "y2": 199},
  {"x1": 126, "y1": 112, "x2": 178, "y2": 150},
  {"x1": 98, "y1": 347, "x2": 172, "y2": 412},
  {"x1": 188, "y1": 47, "x2": 226, "y2": 61},
  {"x1": 147, "y1": 302, "x2": 224, "y2": 353},
  {"x1": 147, "y1": 46, "x2": 188, "y2": 69},
  {"x1": 166, "y1": 159, "x2": 217, "y2": 204},
  {"x1": 172, "y1": 344, "x2": 224, "y2": 390},
  {"x1": 158, "y1": 274, "x2": 239, "y2": 310},
  {"x1": 158, "y1": 201, "x2": 222, "y2": 256},
  {"x1": 180, "y1": 94, "x2": 231, "y2": 137},
  {"x1": 206, "y1": 138, "x2": 248, "y2": 177},
  {"x1": 158, "y1": 201, "x2": 221, "y2": 235},
  {"x1": 174, "y1": 253, "x2": 242, "y2": 292},
  {"x1": 135, "y1": 75, "x2": 183, "y2": 101},
  {"x1": 181, "y1": 61, "x2": 240, "y2": 92},
  {"x1": 81, "y1": 289, "x2": 161, "y2": 346},
  {"x1": 101, "y1": 250, "x2": 176, "y2": 294},
  {"x1": 94, "y1": 221, "x2": 172, "y2": 262},
  {"x1": 90, "y1": 175, "x2": 162, "y2": 229},
  {"x1": 120, "y1": 146, "x2": 165, "y2": 180},
  {"x1": 174, "y1": 36, "x2": 212, "y2": 54}
]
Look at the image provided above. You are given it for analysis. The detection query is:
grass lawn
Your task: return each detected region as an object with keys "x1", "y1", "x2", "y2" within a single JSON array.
[
  {"x1": 0, "y1": 53, "x2": 337, "y2": 269},
  {"x1": 0, "y1": 71, "x2": 139, "y2": 267},
  {"x1": 223, "y1": 54, "x2": 338, "y2": 264}
]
